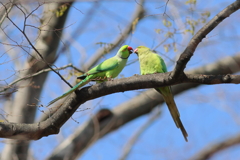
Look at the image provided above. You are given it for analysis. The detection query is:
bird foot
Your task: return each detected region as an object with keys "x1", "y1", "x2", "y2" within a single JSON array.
[{"x1": 107, "y1": 76, "x2": 113, "y2": 81}]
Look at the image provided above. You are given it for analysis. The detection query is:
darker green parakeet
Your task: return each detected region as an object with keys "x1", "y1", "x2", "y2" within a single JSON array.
[
  {"x1": 47, "y1": 45, "x2": 133, "y2": 107},
  {"x1": 134, "y1": 46, "x2": 188, "y2": 142}
]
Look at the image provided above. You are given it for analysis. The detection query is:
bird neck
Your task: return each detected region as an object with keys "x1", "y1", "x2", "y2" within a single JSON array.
[{"x1": 117, "y1": 52, "x2": 129, "y2": 59}]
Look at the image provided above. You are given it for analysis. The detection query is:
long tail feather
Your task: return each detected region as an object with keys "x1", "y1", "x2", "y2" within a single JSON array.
[
  {"x1": 155, "y1": 87, "x2": 188, "y2": 142},
  {"x1": 46, "y1": 77, "x2": 91, "y2": 107}
]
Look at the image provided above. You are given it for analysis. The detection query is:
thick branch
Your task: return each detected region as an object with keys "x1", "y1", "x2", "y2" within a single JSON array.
[
  {"x1": 189, "y1": 134, "x2": 240, "y2": 160},
  {"x1": 47, "y1": 54, "x2": 240, "y2": 159},
  {"x1": 172, "y1": 0, "x2": 240, "y2": 78},
  {"x1": 0, "y1": 121, "x2": 57, "y2": 140},
  {"x1": 0, "y1": 68, "x2": 240, "y2": 139}
]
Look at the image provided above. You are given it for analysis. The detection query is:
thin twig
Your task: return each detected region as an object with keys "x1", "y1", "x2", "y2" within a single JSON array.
[
  {"x1": 0, "y1": 64, "x2": 83, "y2": 93},
  {"x1": 0, "y1": 2, "x2": 73, "y2": 88}
]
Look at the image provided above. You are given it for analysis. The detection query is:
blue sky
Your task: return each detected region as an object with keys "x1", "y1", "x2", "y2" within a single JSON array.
[{"x1": 1, "y1": 0, "x2": 240, "y2": 160}]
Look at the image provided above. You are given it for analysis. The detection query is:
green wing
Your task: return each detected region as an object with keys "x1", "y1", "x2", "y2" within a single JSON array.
[
  {"x1": 87, "y1": 57, "x2": 118, "y2": 74},
  {"x1": 151, "y1": 52, "x2": 167, "y2": 73},
  {"x1": 158, "y1": 54, "x2": 167, "y2": 73}
]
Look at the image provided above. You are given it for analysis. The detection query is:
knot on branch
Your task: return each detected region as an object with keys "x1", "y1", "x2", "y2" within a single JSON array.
[
  {"x1": 169, "y1": 71, "x2": 186, "y2": 83},
  {"x1": 47, "y1": 123, "x2": 60, "y2": 135},
  {"x1": 223, "y1": 74, "x2": 231, "y2": 83},
  {"x1": 96, "y1": 109, "x2": 113, "y2": 122}
]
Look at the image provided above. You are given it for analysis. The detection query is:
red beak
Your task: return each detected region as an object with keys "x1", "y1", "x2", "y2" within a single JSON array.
[{"x1": 127, "y1": 46, "x2": 133, "y2": 53}]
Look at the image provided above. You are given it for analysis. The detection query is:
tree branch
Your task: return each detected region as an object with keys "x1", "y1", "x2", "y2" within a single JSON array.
[
  {"x1": 0, "y1": 63, "x2": 83, "y2": 94},
  {"x1": 1, "y1": 2, "x2": 73, "y2": 88},
  {"x1": 171, "y1": 0, "x2": 240, "y2": 78},
  {"x1": 0, "y1": 64, "x2": 240, "y2": 139},
  {"x1": 189, "y1": 134, "x2": 240, "y2": 160},
  {"x1": 46, "y1": 53, "x2": 240, "y2": 159}
]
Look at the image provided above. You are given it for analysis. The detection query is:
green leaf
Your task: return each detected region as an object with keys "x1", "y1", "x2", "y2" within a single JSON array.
[
  {"x1": 185, "y1": 0, "x2": 197, "y2": 5},
  {"x1": 162, "y1": 19, "x2": 172, "y2": 27},
  {"x1": 155, "y1": 29, "x2": 162, "y2": 34},
  {"x1": 164, "y1": 31, "x2": 173, "y2": 38},
  {"x1": 201, "y1": 11, "x2": 211, "y2": 17},
  {"x1": 164, "y1": 46, "x2": 168, "y2": 52},
  {"x1": 185, "y1": 29, "x2": 194, "y2": 35},
  {"x1": 173, "y1": 43, "x2": 177, "y2": 52},
  {"x1": 56, "y1": 4, "x2": 68, "y2": 17},
  {"x1": 163, "y1": 44, "x2": 169, "y2": 52}
]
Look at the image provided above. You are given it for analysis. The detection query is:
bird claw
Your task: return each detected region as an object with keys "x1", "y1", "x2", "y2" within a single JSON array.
[{"x1": 107, "y1": 77, "x2": 113, "y2": 81}]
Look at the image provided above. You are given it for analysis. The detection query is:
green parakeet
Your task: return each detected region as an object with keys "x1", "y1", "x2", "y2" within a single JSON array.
[
  {"x1": 134, "y1": 46, "x2": 188, "y2": 142},
  {"x1": 47, "y1": 45, "x2": 133, "y2": 107}
]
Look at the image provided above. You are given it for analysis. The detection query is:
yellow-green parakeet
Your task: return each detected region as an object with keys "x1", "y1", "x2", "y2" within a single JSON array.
[{"x1": 134, "y1": 46, "x2": 188, "y2": 142}]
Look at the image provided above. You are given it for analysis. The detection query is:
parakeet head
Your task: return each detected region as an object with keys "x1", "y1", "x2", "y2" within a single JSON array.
[
  {"x1": 117, "y1": 45, "x2": 133, "y2": 59},
  {"x1": 134, "y1": 46, "x2": 150, "y2": 56}
]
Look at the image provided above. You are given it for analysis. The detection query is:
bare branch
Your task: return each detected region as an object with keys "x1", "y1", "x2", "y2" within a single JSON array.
[
  {"x1": 171, "y1": 0, "x2": 240, "y2": 78},
  {"x1": 1, "y1": 2, "x2": 73, "y2": 88},
  {"x1": 46, "y1": 53, "x2": 240, "y2": 159},
  {"x1": 1, "y1": 53, "x2": 240, "y2": 140},
  {"x1": 189, "y1": 134, "x2": 240, "y2": 160},
  {"x1": 0, "y1": 63, "x2": 83, "y2": 93}
]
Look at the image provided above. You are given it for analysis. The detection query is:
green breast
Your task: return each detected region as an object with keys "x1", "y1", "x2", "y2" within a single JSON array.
[
  {"x1": 139, "y1": 52, "x2": 167, "y2": 75},
  {"x1": 105, "y1": 57, "x2": 127, "y2": 78}
]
